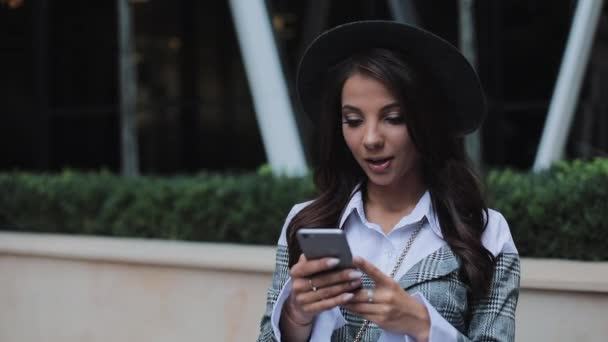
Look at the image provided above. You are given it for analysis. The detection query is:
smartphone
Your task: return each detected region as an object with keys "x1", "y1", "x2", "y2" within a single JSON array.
[{"x1": 296, "y1": 228, "x2": 354, "y2": 268}]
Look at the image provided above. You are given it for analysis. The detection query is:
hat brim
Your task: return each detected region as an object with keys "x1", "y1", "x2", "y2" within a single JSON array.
[{"x1": 296, "y1": 20, "x2": 486, "y2": 136}]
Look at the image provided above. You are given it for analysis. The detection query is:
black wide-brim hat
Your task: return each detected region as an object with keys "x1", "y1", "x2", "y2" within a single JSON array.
[{"x1": 296, "y1": 20, "x2": 486, "y2": 136}]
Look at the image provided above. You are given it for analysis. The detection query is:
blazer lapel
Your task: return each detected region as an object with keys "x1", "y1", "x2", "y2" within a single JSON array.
[{"x1": 398, "y1": 245, "x2": 461, "y2": 290}]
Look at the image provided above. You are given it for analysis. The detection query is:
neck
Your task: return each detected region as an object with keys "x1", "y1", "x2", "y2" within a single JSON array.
[{"x1": 365, "y1": 172, "x2": 426, "y2": 215}]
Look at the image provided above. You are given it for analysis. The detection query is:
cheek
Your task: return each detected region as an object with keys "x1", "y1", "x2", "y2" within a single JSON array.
[
  {"x1": 402, "y1": 143, "x2": 419, "y2": 160},
  {"x1": 402, "y1": 142, "x2": 420, "y2": 164},
  {"x1": 390, "y1": 131, "x2": 417, "y2": 157},
  {"x1": 342, "y1": 128, "x2": 359, "y2": 153},
  {"x1": 386, "y1": 129, "x2": 409, "y2": 147}
]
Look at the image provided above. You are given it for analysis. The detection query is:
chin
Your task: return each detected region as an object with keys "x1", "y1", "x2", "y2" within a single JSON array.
[{"x1": 365, "y1": 173, "x2": 397, "y2": 188}]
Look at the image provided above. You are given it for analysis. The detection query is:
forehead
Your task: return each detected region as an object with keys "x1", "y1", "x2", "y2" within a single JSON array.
[{"x1": 341, "y1": 73, "x2": 397, "y2": 105}]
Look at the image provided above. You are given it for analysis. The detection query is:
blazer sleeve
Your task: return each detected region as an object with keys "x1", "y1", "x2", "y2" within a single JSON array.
[
  {"x1": 257, "y1": 244, "x2": 290, "y2": 341},
  {"x1": 408, "y1": 251, "x2": 520, "y2": 342},
  {"x1": 425, "y1": 210, "x2": 521, "y2": 342},
  {"x1": 459, "y1": 252, "x2": 521, "y2": 342},
  {"x1": 453, "y1": 209, "x2": 521, "y2": 342},
  {"x1": 257, "y1": 203, "x2": 310, "y2": 341}
]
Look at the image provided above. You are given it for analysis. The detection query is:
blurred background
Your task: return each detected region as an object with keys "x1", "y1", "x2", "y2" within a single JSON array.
[
  {"x1": 1, "y1": 0, "x2": 606, "y2": 174},
  {"x1": 0, "y1": 0, "x2": 607, "y2": 341}
]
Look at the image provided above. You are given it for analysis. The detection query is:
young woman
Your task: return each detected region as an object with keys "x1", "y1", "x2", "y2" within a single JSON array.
[{"x1": 257, "y1": 21, "x2": 519, "y2": 342}]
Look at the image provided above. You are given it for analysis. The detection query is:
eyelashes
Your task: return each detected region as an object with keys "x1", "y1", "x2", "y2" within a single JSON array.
[
  {"x1": 342, "y1": 119, "x2": 363, "y2": 127},
  {"x1": 341, "y1": 114, "x2": 405, "y2": 127},
  {"x1": 385, "y1": 116, "x2": 405, "y2": 124}
]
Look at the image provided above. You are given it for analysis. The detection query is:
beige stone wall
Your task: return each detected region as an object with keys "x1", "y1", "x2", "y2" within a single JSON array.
[{"x1": 1, "y1": 232, "x2": 607, "y2": 341}]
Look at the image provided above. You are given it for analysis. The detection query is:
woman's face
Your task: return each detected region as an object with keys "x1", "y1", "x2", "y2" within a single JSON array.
[{"x1": 341, "y1": 72, "x2": 421, "y2": 188}]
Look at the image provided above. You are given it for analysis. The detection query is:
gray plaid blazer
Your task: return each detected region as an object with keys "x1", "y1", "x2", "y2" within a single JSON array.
[{"x1": 257, "y1": 244, "x2": 520, "y2": 341}]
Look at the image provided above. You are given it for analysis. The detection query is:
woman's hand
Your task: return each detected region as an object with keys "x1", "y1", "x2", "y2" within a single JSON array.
[
  {"x1": 342, "y1": 256, "x2": 430, "y2": 341},
  {"x1": 283, "y1": 254, "x2": 362, "y2": 325}
]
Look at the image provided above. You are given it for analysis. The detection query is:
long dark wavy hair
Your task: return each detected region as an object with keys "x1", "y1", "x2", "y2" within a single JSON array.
[{"x1": 287, "y1": 48, "x2": 495, "y2": 297}]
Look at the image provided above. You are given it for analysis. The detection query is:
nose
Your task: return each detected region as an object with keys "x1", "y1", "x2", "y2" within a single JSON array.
[{"x1": 363, "y1": 123, "x2": 384, "y2": 150}]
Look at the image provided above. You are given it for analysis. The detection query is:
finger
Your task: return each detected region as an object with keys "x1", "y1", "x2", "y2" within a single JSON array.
[
  {"x1": 290, "y1": 256, "x2": 341, "y2": 278},
  {"x1": 353, "y1": 256, "x2": 392, "y2": 285},
  {"x1": 295, "y1": 279, "x2": 362, "y2": 305},
  {"x1": 290, "y1": 254, "x2": 307, "y2": 279},
  {"x1": 301, "y1": 292, "x2": 355, "y2": 314},
  {"x1": 310, "y1": 268, "x2": 362, "y2": 289},
  {"x1": 291, "y1": 268, "x2": 361, "y2": 295},
  {"x1": 342, "y1": 302, "x2": 387, "y2": 316},
  {"x1": 348, "y1": 287, "x2": 392, "y2": 304},
  {"x1": 294, "y1": 253, "x2": 311, "y2": 267},
  {"x1": 291, "y1": 277, "x2": 314, "y2": 294},
  {"x1": 342, "y1": 288, "x2": 378, "y2": 314}
]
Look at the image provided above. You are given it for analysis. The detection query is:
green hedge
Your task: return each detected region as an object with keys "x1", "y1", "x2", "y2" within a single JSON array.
[
  {"x1": 0, "y1": 169, "x2": 314, "y2": 244},
  {"x1": 1, "y1": 159, "x2": 607, "y2": 260},
  {"x1": 486, "y1": 159, "x2": 608, "y2": 260}
]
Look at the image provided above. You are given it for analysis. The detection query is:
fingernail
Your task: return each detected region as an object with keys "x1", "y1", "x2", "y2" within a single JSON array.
[
  {"x1": 342, "y1": 293, "x2": 354, "y2": 301},
  {"x1": 350, "y1": 280, "x2": 361, "y2": 287},
  {"x1": 353, "y1": 256, "x2": 363, "y2": 263},
  {"x1": 348, "y1": 271, "x2": 363, "y2": 279},
  {"x1": 326, "y1": 258, "x2": 340, "y2": 267}
]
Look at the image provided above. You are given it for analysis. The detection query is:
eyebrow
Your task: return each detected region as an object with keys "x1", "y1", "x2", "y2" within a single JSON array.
[{"x1": 341, "y1": 103, "x2": 401, "y2": 113}]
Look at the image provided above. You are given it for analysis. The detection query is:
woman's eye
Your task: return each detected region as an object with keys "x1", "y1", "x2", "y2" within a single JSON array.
[
  {"x1": 385, "y1": 115, "x2": 405, "y2": 124},
  {"x1": 343, "y1": 118, "x2": 363, "y2": 127}
]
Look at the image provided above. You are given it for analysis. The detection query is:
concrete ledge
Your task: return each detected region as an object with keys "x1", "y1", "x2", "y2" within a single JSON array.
[
  {"x1": 1, "y1": 232, "x2": 607, "y2": 341},
  {"x1": 0, "y1": 232, "x2": 276, "y2": 273},
  {"x1": 520, "y1": 258, "x2": 608, "y2": 293},
  {"x1": 1, "y1": 232, "x2": 607, "y2": 292}
]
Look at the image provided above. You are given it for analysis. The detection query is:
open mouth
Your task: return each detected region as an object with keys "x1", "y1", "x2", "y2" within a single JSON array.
[
  {"x1": 366, "y1": 157, "x2": 393, "y2": 165},
  {"x1": 365, "y1": 157, "x2": 394, "y2": 172}
]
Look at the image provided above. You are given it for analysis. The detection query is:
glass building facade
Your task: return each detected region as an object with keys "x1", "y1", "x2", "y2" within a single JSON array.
[{"x1": 1, "y1": 0, "x2": 606, "y2": 173}]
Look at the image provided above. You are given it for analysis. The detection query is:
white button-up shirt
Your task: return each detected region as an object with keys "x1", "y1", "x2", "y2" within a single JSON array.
[{"x1": 270, "y1": 189, "x2": 518, "y2": 341}]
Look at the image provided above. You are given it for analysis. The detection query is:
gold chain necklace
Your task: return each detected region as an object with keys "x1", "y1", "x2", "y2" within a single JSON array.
[{"x1": 352, "y1": 218, "x2": 425, "y2": 342}]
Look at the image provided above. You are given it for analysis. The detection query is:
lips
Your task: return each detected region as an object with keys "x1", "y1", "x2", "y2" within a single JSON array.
[{"x1": 365, "y1": 157, "x2": 393, "y2": 172}]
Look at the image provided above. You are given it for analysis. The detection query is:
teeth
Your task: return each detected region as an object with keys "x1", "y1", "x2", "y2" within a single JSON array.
[{"x1": 369, "y1": 158, "x2": 389, "y2": 164}]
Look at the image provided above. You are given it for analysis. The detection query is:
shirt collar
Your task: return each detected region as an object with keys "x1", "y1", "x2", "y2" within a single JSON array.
[{"x1": 338, "y1": 187, "x2": 444, "y2": 238}]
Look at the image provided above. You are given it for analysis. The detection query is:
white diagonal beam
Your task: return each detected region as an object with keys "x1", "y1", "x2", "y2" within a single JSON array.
[
  {"x1": 458, "y1": 0, "x2": 482, "y2": 167},
  {"x1": 533, "y1": 0, "x2": 604, "y2": 171},
  {"x1": 228, "y1": 0, "x2": 308, "y2": 176}
]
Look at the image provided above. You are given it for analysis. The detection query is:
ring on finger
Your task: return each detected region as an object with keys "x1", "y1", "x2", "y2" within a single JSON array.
[
  {"x1": 367, "y1": 288, "x2": 374, "y2": 303},
  {"x1": 309, "y1": 278, "x2": 318, "y2": 292}
]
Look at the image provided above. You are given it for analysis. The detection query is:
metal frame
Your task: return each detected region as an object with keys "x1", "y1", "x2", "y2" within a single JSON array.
[
  {"x1": 533, "y1": 0, "x2": 604, "y2": 171},
  {"x1": 228, "y1": 0, "x2": 308, "y2": 176},
  {"x1": 387, "y1": 0, "x2": 420, "y2": 26},
  {"x1": 117, "y1": 0, "x2": 140, "y2": 176}
]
